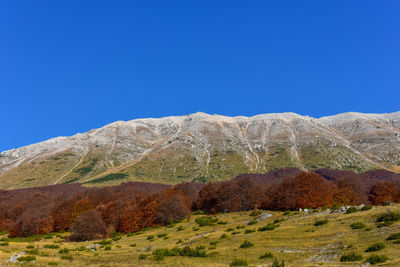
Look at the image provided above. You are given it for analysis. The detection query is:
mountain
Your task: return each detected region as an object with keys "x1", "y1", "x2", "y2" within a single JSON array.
[{"x1": 1, "y1": 111, "x2": 399, "y2": 189}]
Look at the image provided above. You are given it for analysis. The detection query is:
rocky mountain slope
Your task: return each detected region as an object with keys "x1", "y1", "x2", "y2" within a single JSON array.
[{"x1": 1, "y1": 111, "x2": 399, "y2": 189}]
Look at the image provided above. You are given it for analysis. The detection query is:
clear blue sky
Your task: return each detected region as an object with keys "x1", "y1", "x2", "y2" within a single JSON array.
[{"x1": 1, "y1": 1, "x2": 399, "y2": 152}]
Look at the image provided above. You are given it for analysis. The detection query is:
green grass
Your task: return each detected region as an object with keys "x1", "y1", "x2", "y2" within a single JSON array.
[
  {"x1": 85, "y1": 173, "x2": 128, "y2": 184},
  {"x1": 239, "y1": 240, "x2": 254, "y2": 249},
  {"x1": 1, "y1": 205, "x2": 400, "y2": 266},
  {"x1": 340, "y1": 252, "x2": 363, "y2": 262}
]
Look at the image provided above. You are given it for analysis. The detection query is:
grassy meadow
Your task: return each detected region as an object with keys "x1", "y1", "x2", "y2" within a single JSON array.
[{"x1": 1, "y1": 205, "x2": 400, "y2": 266}]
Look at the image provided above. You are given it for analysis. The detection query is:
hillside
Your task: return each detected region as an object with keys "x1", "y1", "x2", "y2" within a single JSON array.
[
  {"x1": 1, "y1": 205, "x2": 400, "y2": 266},
  {"x1": 1, "y1": 111, "x2": 400, "y2": 189}
]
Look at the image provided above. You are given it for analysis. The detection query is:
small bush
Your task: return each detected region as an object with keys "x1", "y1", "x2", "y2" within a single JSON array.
[
  {"x1": 17, "y1": 256, "x2": 36, "y2": 262},
  {"x1": 157, "y1": 233, "x2": 168, "y2": 238},
  {"x1": 226, "y1": 228, "x2": 234, "y2": 232},
  {"x1": 96, "y1": 240, "x2": 112, "y2": 246},
  {"x1": 230, "y1": 258, "x2": 248, "y2": 266},
  {"x1": 377, "y1": 212, "x2": 400, "y2": 223},
  {"x1": 44, "y1": 244, "x2": 60, "y2": 249},
  {"x1": 232, "y1": 231, "x2": 241, "y2": 235},
  {"x1": 192, "y1": 227, "x2": 200, "y2": 231},
  {"x1": 112, "y1": 236, "x2": 122, "y2": 241},
  {"x1": 258, "y1": 223, "x2": 278, "y2": 231},
  {"x1": 239, "y1": 240, "x2": 254, "y2": 249},
  {"x1": 48, "y1": 262, "x2": 58, "y2": 266},
  {"x1": 104, "y1": 246, "x2": 111, "y2": 251},
  {"x1": 139, "y1": 254, "x2": 147, "y2": 259},
  {"x1": 195, "y1": 216, "x2": 218, "y2": 227},
  {"x1": 248, "y1": 220, "x2": 257, "y2": 225},
  {"x1": 387, "y1": 233, "x2": 400, "y2": 240},
  {"x1": 147, "y1": 235, "x2": 155, "y2": 240},
  {"x1": 346, "y1": 207, "x2": 359, "y2": 214},
  {"x1": 220, "y1": 234, "x2": 228, "y2": 239},
  {"x1": 273, "y1": 218, "x2": 284, "y2": 224},
  {"x1": 366, "y1": 254, "x2": 388, "y2": 264},
  {"x1": 340, "y1": 252, "x2": 362, "y2": 262},
  {"x1": 365, "y1": 242, "x2": 385, "y2": 252},
  {"x1": 236, "y1": 225, "x2": 245, "y2": 229},
  {"x1": 210, "y1": 241, "x2": 218, "y2": 246},
  {"x1": 259, "y1": 252, "x2": 274, "y2": 259},
  {"x1": 361, "y1": 205, "x2": 372, "y2": 211},
  {"x1": 0, "y1": 242, "x2": 9, "y2": 246},
  {"x1": 244, "y1": 229, "x2": 256, "y2": 234},
  {"x1": 61, "y1": 255, "x2": 73, "y2": 260},
  {"x1": 382, "y1": 201, "x2": 392, "y2": 206},
  {"x1": 176, "y1": 226, "x2": 184, "y2": 231},
  {"x1": 270, "y1": 258, "x2": 285, "y2": 267},
  {"x1": 25, "y1": 249, "x2": 39, "y2": 255},
  {"x1": 218, "y1": 221, "x2": 228, "y2": 225},
  {"x1": 58, "y1": 248, "x2": 70, "y2": 254},
  {"x1": 283, "y1": 210, "x2": 291, "y2": 216},
  {"x1": 350, "y1": 222, "x2": 366, "y2": 229},
  {"x1": 314, "y1": 220, "x2": 328, "y2": 226},
  {"x1": 26, "y1": 245, "x2": 35, "y2": 249},
  {"x1": 250, "y1": 210, "x2": 262, "y2": 217}
]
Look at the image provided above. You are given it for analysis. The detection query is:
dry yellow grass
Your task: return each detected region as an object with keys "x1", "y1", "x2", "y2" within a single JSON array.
[{"x1": 1, "y1": 205, "x2": 400, "y2": 266}]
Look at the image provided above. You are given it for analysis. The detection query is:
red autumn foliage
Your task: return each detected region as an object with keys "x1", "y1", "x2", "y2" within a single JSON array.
[
  {"x1": 0, "y1": 169, "x2": 398, "y2": 240},
  {"x1": 70, "y1": 209, "x2": 108, "y2": 241},
  {"x1": 369, "y1": 181, "x2": 399, "y2": 205},
  {"x1": 266, "y1": 172, "x2": 335, "y2": 210}
]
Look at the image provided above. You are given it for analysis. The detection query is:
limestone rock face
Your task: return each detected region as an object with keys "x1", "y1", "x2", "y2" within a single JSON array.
[{"x1": 1, "y1": 111, "x2": 399, "y2": 189}]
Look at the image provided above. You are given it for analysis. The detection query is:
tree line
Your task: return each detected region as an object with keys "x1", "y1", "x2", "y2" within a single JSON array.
[{"x1": 0, "y1": 168, "x2": 399, "y2": 240}]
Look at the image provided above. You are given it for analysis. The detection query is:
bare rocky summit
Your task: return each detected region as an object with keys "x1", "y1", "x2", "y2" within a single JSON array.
[{"x1": 1, "y1": 111, "x2": 399, "y2": 189}]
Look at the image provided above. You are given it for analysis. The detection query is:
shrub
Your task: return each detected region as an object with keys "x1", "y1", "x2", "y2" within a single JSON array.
[
  {"x1": 365, "y1": 242, "x2": 385, "y2": 252},
  {"x1": 248, "y1": 220, "x2": 257, "y2": 225},
  {"x1": 130, "y1": 243, "x2": 136, "y2": 247},
  {"x1": 244, "y1": 229, "x2": 256, "y2": 234},
  {"x1": 25, "y1": 249, "x2": 39, "y2": 255},
  {"x1": 250, "y1": 210, "x2": 262, "y2": 217},
  {"x1": 44, "y1": 244, "x2": 60, "y2": 249},
  {"x1": 350, "y1": 222, "x2": 366, "y2": 229},
  {"x1": 195, "y1": 216, "x2": 218, "y2": 227},
  {"x1": 104, "y1": 246, "x2": 111, "y2": 250},
  {"x1": 377, "y1": 212, "x2": 400, "y2": 223},
  {"x1": 96, "y1": 240, "x2": 112, "y2": 245},
  {"x1": 236, "y1": 225, "x2": 245, "y2": 229},
  {"x1": 314, "y1": 220, "x2": 328, "y2": 226},
  {"x1": 345, "y1": 207, "x2": 358, "y2": 214},
  {"x1": 61, "y1": 255, "x2": 73, "y2": 260},
  {"x1": 387, "y1": 233, "x2": 400, "y2": 240},
  {"x1": 139, "y1": 254, "x2": 147, "y2": 259},
  {"x1": 147, "y1": 235, "x2": 155, "y2": 240},
  {"x1": 366, "y1": 254, "x2": 388, "y2": 264},
  {"x1": 239, "y1": 240, "x2": 254, "y2": 248},
  {"x1": 283, "y1": 210, "x2": 291, "y2": 216},
  {"x1": 220, "y1": 234, "x2": 228, "y2": 239},
  {"x1": 382, "y1": 201, "x2": 392, "y2": 206},
  {"x1": 258, "y1": 223, "x2": 278, "y2": 231},
  {"x1": 210, "y1": 241, "x2": 218, "y2": 246},
  {"x1": 340, "y1": 252, "x2": 362, "y2": 262},
  {"x1": 232, "y1": 231, "x2": 241, "y2": 235},
  {"x1": 192, "y1": 227, "x2": 200, "y2": 231},
  {"x1": 48, "y1": 262, "x2": 58, "y2": 266},
  {"x1": 270, "y1": 258, "x2": 285, "y2": 267},
  {"x1": 0, "y1": 242, "x2": 9, "y2": 246},
  {"x1": 218, "y1": 221, "x2": 228, "y2": 225},
  {"x1": 58, "y1": 248, "x2": 70, "y2": 254},
  {"x1": 259, "y1": 252, "x2": 274, "y2": 259},
  {"x1": 112, "y1": 236, "x2": 122, "y2": 241},
  {"x1": 157, "y1": 233, "x2": 167, "y2": 238},
  {"x1": 26, "y1": 245, "x2": 35, "y2": 249},
  {"x1": 176, "y1": 226, "x2": 184, "y2": 231},
  {"x1": 17, "y1": 255, "x2": 36, "y2": 262},
  {"x1": 230, "y1": 258, "x2": 248, "y2": 266},
  {"x1": 361, "y1": 205, "x2": 372, "y2": 211},
  {"x1": 226, "y1": 228, "x2": 234, "y2": 232}
]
